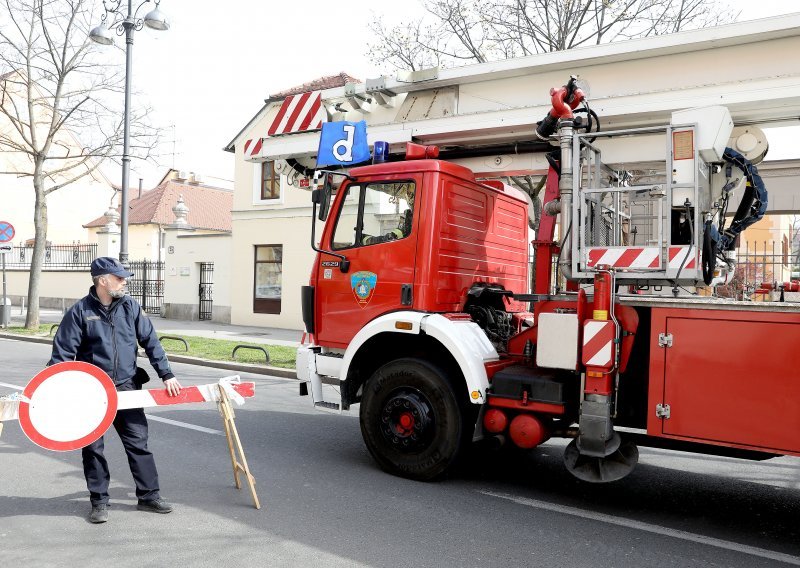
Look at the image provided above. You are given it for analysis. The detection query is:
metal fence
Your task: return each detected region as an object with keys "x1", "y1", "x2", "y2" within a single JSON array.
[
  {"x1": 3, "y1": 243, "x2": 98, "y2": 270},
  {"x1": 128, "y1": 260, "x2": 165, "y2": 315},
  {"x1": 716, "y1": 240, "x2": 793, "y2": 301}
]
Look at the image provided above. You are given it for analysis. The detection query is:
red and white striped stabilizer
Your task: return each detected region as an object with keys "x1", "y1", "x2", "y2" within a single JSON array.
[
  {"x1": 268, "y1": 91, "x2": 324, "y2": 136},
  {"x1": 242, "y1": 91, "x2": 325, "y2": 160},
  {"x1": 587, "y1": 246, "x2": 697, "y2": 270},
  {"x1": 243, "y1": 137, "x2": 263, "y2": 159},
  {"x1": 582, "y1": 320, "x2": 615, "y2": 368}
]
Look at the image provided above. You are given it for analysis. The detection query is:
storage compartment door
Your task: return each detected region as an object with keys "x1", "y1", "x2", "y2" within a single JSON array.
[{"x1": 662, "y1": 317, "x2": 800, "y2": 453}]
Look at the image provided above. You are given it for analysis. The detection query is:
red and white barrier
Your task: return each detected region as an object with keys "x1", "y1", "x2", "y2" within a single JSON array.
[
  {"x1": 117, "y1": 379, "x2": 255, "y2": 410},
  {"x1": 1, "y1": 362, "x2": 255, "y2": 452}
]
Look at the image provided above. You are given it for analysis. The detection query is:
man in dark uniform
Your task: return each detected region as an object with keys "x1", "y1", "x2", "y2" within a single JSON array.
[{"x1": 49, "y1": 257, "x2": 182, "y2": 523}]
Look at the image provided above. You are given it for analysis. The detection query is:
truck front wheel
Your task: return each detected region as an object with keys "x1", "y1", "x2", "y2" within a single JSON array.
[{"x1": 360, "y1": 357, "x2": 470, "y2": 481}]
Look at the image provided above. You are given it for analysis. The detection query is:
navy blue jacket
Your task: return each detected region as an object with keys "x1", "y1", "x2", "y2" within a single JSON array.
[{"x1": 49, "y1": 287, "x2": 174, "y2": 385}]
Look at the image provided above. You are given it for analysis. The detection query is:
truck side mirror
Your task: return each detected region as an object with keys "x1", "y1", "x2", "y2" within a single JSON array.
[{"x1": 313, "y1": 174, "x2": 332, "y2": 221}]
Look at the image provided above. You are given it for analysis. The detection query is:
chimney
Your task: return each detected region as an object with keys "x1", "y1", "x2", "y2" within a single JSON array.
[{"x1": 138, "y1": 178, "x2": 143, "y2": 199}]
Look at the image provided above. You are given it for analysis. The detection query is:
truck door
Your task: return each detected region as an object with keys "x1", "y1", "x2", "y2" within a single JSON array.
[{"x1": 315, "y1": 178, "x2": 418, "y2": 348}]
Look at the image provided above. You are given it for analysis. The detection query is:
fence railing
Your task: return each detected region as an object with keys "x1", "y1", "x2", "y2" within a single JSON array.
[
  {"x1": 3, "y1": 243, "x2": 98, "y2": 270},
  {"x1": 716, "y1": 240, "x2": 793, "y2": 301},
  {"x1": 128, "y1": 260, "x2": 165, "y2": 315}
]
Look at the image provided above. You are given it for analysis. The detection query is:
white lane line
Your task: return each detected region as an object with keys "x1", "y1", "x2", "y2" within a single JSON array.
[
  {"x1": 145, "y1": 414, "x2": 223, "y2": 435},
  {"x1": 0, "y1": 381, "x2": 24, "y2": 390},
  {"x1": 480, "y1": 490, "x2": 800, "y2": 566}
]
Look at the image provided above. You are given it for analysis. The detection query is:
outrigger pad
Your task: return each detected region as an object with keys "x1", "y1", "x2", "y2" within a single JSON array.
[{"x1": 563, "y1": 436, "x2": 639, "y2": 483}]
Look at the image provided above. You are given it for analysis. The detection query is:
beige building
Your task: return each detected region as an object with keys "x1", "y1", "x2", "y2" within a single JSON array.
[{"x1": 225, "y1": 74, "x2": 358, "y2": 330}]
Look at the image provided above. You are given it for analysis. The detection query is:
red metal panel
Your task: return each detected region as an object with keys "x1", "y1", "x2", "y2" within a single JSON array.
[
  {"x1": 313, "y1": 160, "x2": 529, "y2": 348},
  {"x1": 419, "y1": 177, "x2": 528, "y2": 311},
  {"x1": 648, "y1": 308, "x2": 800, "y2": 454}
]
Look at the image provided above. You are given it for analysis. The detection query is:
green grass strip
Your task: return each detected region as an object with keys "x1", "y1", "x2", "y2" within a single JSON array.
[
  {"x1": 158, "y1": 335, "x2": 296, "y2": 369},
  {"x1": 2, "y1": 327, "x2": 297, "y2": 369},
  {"x1": 5, "y1": 324, "x2": 53, "y2": 336}
]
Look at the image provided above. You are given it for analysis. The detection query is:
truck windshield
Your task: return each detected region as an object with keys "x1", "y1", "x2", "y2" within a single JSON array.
[{"x1": 331, "y1": 181, "x2": 415, "y2": 249}]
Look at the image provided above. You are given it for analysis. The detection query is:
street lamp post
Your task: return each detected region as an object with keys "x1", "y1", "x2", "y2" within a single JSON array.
[{"x1": 90, "y1": 0, "x2": 169, "y2": 266}]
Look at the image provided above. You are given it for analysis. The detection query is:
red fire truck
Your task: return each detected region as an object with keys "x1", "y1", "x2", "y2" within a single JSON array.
[{"x1": 297, "y1": 77, "x2": 799, "y2": 483}]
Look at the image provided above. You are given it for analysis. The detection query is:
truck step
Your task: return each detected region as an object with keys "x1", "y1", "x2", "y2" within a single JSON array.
[{"x1": 314, "y1": 401, "x2": 340, "y2": 411}]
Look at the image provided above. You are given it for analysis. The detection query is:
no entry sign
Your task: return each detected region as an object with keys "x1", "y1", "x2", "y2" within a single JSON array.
[{"x1": 19, "y1": 362, "x2": 118, "y2": 451}]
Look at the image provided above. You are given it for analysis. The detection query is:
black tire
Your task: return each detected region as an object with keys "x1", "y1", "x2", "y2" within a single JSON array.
[{"x1": 359, "y1": 357, "x2": 471, "y2": 481}]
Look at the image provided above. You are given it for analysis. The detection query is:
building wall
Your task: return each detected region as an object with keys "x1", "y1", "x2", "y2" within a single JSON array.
[
  {"x1": 88, "y1": 224, "x2": 163, "y2": 262},
  {"x1": 231, "y1": 215, "x2": 315, "y2": 330},
  {"x1": 230, "y1": 109, "x2": 318, "y2": 330},
  {"x1": 2, "y1": 270, "x2": 92, "y2": 311},
  {"x1": 741, "y1": 213, "x2": 793, "y2": 284},
  {"x1": 162, "y1": 230, "x2": 233, "y2": 322}
]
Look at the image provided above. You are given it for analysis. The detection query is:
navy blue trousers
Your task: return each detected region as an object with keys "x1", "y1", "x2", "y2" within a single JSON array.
[{"x1": 82, "y1": 379, "x2": 160, "y2": 505}]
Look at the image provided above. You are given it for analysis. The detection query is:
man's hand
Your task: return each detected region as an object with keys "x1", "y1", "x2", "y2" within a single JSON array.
[{"x1": 164, "y1": 377, "x2": 182, "y2": 396}]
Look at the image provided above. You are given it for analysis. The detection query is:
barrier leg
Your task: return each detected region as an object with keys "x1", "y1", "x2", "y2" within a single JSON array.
[{"x1": 217, "y1": 385, "x2": 261, "y2": 509}]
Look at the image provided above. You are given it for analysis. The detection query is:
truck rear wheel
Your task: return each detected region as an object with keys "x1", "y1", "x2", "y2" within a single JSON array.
[{"x1": 359, "y1": 357, "x2": 470, "y2": 481}]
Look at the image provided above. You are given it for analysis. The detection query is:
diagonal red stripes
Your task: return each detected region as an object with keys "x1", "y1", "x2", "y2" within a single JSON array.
[
  {"x1": 284, "y1": 91, "x2": 311, "y2": 132},
  {"x1": 298, "y1": 94, "x2": 321, "y2": 131},
  {"x1": 268, "y1": 94, "x2": 294, "y2": 136},
  {"x1": 584, "y1": 323, "x2": 613, "y2": 360}
]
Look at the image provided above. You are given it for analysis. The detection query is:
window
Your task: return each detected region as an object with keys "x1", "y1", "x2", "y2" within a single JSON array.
[
  {"x1": 253, "y1": 245, "x2": 282, "y2": 314},
  {"x1": 331, "y1": 181, "x2": 415, "y2": 249},
  {"x1": 260, "y1": 161, "x2": 280, "y2": 200}
]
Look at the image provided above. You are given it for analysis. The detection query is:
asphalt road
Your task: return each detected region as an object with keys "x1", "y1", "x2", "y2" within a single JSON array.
[{"x1": 1, "y1": 339, "x2": 799, "y2": 568}]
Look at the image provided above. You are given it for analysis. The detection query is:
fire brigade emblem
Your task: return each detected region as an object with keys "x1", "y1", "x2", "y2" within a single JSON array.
[{"x1": 351, "y1": 271, "x2": 377, "y2": 308}]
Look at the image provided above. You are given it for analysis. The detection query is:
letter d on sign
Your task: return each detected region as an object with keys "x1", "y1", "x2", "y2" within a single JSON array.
[
  {"x1": 316, "y1": 120, "x2": 370, "y2": 168},
  {"x1": 332, "y1": 125, "x2": 355, "y2": 162}
]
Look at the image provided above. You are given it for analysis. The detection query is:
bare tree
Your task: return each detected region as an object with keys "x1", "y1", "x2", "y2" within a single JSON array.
[
  {"x1": 369, "y1": 0, "x2": 739, "y2": 71},
  {"x1": 0, "y1": 0, "x2": 158, "y2": 329}
]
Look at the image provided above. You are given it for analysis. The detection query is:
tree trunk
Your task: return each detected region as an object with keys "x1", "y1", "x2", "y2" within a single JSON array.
[{"x1": 24, "y1": 174, "x2": 47, "y2": 329}]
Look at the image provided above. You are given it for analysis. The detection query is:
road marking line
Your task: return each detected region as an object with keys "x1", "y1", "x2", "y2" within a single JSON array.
[
  {"x1": 0, "y1": 381, "x2": 23, "y2": 390},
  {"x1": 480, "y1": 490, "x2": 800, "y2": 566},
  {"x1": 145, "y1": 414, "x2": 223, "y2": 435}
]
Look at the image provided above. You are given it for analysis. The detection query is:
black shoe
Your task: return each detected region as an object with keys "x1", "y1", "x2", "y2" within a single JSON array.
[
  {"x1": 89, "y1": 504, "x2": 108, "y2": 523},
  {"x1": 137, "y1": 498, "x2": 173, "y2": 514}
]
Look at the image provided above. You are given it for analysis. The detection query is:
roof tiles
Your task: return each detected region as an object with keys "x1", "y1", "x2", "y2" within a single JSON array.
[{"x1": 84, "y1": 180, "x2": 233, "y2": 231}]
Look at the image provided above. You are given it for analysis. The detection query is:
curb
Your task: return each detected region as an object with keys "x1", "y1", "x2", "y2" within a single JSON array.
[{"x1": 0, "y1": 332, "x2": 298, "y2": 380}]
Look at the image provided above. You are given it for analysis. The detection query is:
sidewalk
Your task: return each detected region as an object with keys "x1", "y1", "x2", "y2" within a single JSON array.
[{"x1": 7, "y1": 308, "x2": 303, "y2": 347}]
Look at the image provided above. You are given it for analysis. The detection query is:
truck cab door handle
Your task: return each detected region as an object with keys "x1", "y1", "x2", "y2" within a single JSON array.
[{"x1": 401, "y1": 284, "x2": 413, "y2": 306}]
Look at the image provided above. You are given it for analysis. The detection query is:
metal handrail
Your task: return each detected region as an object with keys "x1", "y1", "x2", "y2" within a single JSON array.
[
  {"x1": 158, "y1": 335, "x2": 188, "y2": 352},
  {"x1": 232, "y1": 344, "x2": 270, "y2": 364}
]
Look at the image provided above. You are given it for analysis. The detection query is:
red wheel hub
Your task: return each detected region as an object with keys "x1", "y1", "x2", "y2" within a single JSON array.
[
  {"x1": 397, "y1": 412, "x2": 415, "y2": 434},
  {"x1": 379, "y1": 388, "x2": 435, "y2": 451}
]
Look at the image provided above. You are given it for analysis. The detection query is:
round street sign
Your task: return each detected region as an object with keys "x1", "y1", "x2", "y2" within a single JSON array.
[
  {"x1": 19, "y1": 362, "x2": 118, "y2": 451},
  {"x1": 0, "y1": 221, "x2": 14, "y2": 243}
]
